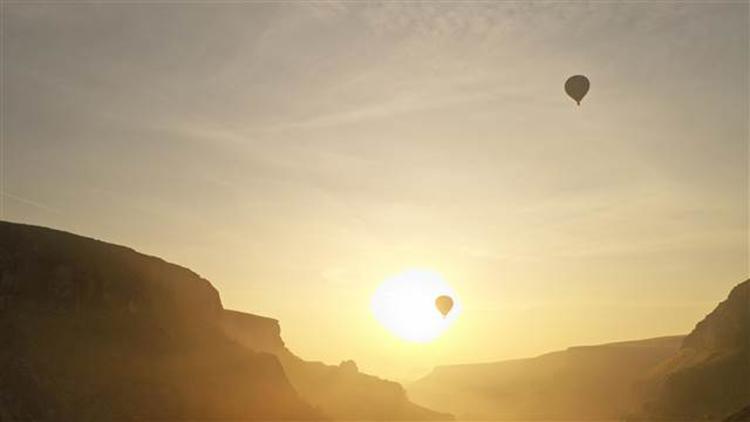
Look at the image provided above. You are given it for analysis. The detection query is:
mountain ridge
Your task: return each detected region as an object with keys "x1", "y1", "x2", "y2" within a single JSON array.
[
  {"x1": 408, "y1": 280, "x2": 749, "y2": 421},
  {"x1": 425, "y1": 335, "x2": 686, "y2": 372},
  {"x1": 0, "y1": 220, "x2": 448, "y2": 421},
  {"x1": 0, "y1": 220, "x2": 319, "y2": 420},
  {"x1": 409, "y1": 335, "x2": 685, "y2": 420}
]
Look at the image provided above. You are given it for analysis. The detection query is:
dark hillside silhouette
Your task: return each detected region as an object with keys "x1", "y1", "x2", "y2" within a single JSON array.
[
  {"x1": 0, "y1": 220, "x2": 449, "y2": 420},
  {"x1": 0, "y1": 221, "x2": 317, "y2": 420}
]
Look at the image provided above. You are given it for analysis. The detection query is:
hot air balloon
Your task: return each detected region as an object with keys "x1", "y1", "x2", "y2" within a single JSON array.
[
  {"x1": 435, "y1": 295, "x2": 454, "y2": 318},
  {"x1": 565, "y1": 75, "x2": 590, "y2": 106}
]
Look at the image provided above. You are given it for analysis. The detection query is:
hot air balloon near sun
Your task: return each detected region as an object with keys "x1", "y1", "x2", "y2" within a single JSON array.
[
  {"x1": 372, "y1": 270, "x2": 461, "y2": 342},
  {"x1": 565, "y1": 75, "x2": 590, "y2": 106},
  {"x1": 435, "y1": 295, "x2": 454, "y2": 318}
]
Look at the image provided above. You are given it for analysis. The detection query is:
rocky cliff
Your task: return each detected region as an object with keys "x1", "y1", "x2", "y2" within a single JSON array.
[
  {"x1": 0, "y1": 221, "x2": 317, "y2": 421},
  {"x1": 221, "y1": 309, "x2": 452, "y2": 420},
  {"x1": 640, "y1": 280, "x2": 750, "y2": 420}
]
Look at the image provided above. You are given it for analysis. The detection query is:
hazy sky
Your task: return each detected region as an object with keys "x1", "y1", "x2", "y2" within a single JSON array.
[{"x1": 3, "y1": 2, "x2": 748, "y2": 380}]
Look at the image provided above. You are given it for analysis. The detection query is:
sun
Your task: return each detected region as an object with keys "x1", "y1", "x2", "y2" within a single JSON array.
[{"x1": 371, "y1": 269, "x2": 461, "y2": 343}]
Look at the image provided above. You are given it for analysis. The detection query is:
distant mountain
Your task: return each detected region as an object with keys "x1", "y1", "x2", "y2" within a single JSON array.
[
  {"x1": 0, "y1": 221, "x2": 318, "y2": 421},
  {"x1": 222, "y1": 309, "x2": 452, "y2": 420},
  {"x1": 639, "y1": 279, "x2": 750, "y2": 420},
  {"x1": 409, "y1": 336, "x2": 684, "y2": 420},
  {"x1": 410, "y1": 279, "x2": 750, "y2": 421},
  {"x1": 3, "y1": 219, "x2": 744, "y2": 421}
]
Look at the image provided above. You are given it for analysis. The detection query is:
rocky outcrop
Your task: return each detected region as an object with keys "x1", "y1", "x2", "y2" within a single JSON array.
[
  {"x1": 408, "y1": 336, "x2": 684, "y2": 420},
  {"x1": 683, "y1": 280, "x2": 749, "y2": 352},
  {"x1": 640, "y1": 280, "x2": 750, "y2": 420},
  {"x1": 223, "y1": 310, "x2": 287, "y2": 354},
  {"x1": 221, "y1": 309, "x2": 452, "y2": 420},
  {"x1": 0, "y1": 221, "x2": 317, "y2": 421}
]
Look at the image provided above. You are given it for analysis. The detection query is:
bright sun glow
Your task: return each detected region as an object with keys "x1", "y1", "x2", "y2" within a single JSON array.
[{"x1": 371, "y1": 269, "x2": 461, "y2": 343}]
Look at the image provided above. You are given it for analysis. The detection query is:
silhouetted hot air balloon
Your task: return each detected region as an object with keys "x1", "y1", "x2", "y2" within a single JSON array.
[
  {"x1": 565, "y1": 75, "x2": 590, "y2": 106},
  {"x1": 435, "y1": 295, "x2": 454, "y2": 318}
]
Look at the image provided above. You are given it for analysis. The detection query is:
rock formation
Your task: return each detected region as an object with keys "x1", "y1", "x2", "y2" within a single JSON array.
[
  {"x1": 640, "y1": 280, "x2": 750, "y2": 420},
  {"x1": 0, "y1": 221, "x2": 317, "y2": 421},
  {"x1": 222, "y1": 309, "x2": 452, "y2": 420}
]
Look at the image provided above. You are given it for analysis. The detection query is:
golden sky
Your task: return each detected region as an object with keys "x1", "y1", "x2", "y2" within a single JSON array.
[{"x1": 3, "y1": 2, "x2": 748, "y2": 380}]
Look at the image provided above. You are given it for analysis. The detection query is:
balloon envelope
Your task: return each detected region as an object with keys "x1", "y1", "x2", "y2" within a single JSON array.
[
  {"x1": 435, "y1": 295, "x2": 454, "y2": 317},
  {"x1": 565, "y1": 75, "x2": 590, "y2": 105}
]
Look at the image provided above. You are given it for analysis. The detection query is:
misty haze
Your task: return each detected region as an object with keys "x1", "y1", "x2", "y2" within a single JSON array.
[{"x1": 0, "y1": 2, "x2": 748, "y2": 422}]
